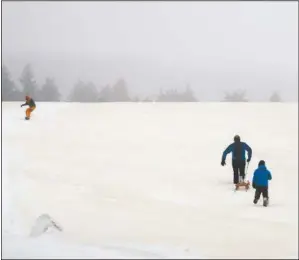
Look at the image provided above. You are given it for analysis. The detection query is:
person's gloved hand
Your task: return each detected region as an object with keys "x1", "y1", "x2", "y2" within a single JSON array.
[
  {"x1": 221, "y1": 160, "x2": 226, "y2": 166},
  {"x1": 252, "y1": 183, "x2": 256, "y2": 189},
  {"x1": 247, "y1": 158, "x2": 251, "y2": 163}
]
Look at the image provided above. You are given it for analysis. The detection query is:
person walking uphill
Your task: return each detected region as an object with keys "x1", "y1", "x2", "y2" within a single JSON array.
[
  {"x1": 221, "y1": 135, "x2": 252, "y2": 184},
  {"x1": 252, "y1": 160, "x2": 272, "y2": 207},
  {"x1": 21, "y1": 95, "x2": 36, "y2": 120}
]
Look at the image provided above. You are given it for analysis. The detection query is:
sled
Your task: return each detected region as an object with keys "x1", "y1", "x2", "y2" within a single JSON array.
[{"x1": 235, "y1": 181, "x2": 250, "y2": 191}]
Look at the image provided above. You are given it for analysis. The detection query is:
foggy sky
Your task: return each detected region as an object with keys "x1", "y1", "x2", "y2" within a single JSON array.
[{"x1": 2, "y1": 1, "x2": 298, "y2": 101}]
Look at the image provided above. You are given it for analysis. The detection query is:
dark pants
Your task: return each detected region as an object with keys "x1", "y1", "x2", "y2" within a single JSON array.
[
  {"x1": 254, "y1": 186, "x2": 269, "y2": 200},
  {"x1": 232, "y1": 160, "x2": 246, "y2": 184}
]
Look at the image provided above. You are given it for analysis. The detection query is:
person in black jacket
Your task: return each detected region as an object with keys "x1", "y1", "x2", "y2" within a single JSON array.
[{"x1": 221, "y1": 135, "x2": 252, "y2": 184}]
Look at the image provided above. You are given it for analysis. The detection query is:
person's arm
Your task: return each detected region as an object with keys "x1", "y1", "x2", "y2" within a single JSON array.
[
  {"x1": 21, "y1": 101, "x2": 28, "y2": 107},
  {"x1": 252, "y1": 170, "x2": 256, "y2": 188},
  {"x1": 268, "y1": 171, "x2": 272, "y2": 180},
  {"x1": 221, "y1": 144, "x2": 233, "y2": 163},
  {"x1": 244, "y1": 143, "x2": 252, "y2": 162}
]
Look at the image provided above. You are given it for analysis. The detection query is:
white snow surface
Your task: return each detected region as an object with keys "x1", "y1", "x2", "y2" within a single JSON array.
[{"x1": 2, "y1": 102, "x2": 298, "y2": 259}]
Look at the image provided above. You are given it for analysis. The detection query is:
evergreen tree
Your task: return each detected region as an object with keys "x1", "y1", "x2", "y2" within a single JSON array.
[
  {"x1": 112, "y1": 78, "x2": 130, "y2": 101},
  {"x1": 223, "y1": 90, "x2": 248, "y2": 102},
  {"x1": 2, "y1": 65, "x2": 22, "y2": 101},
  {"x1": 20, "y1": 64, "x2": 38, "y2": 98},
  {"x1": 269, "y1": 91, "x2": 282, "y2": 102},
  {"x1": 39, "y1": 78, "x2": 61, "y2": 101},
  {"x1": 69, "y1": 80, "x2": 98, "y2": 102}
]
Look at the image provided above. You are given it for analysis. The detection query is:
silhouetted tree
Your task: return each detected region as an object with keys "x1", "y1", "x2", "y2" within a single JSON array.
[
  {"x1": 223, "y1": 89, "x2": 248, "y2": 102},
  {"x1": 157, "y1": 85, "x2": 197, "y2": 102},
  {"x1": 132, "y1": 96, "x2": 140, "y2": 102},
  {"x1": 2, "y1": 65, "x2": 23, "y2": 101},
  {"x1": 142, "y1": 97, "x2": 153, "y2": 102},
  {"x1": 20, "y1": 64, "x2": 38, "y2": 98},
  {"x1": 98, "y1": 85, "x2": 114, "y2": 102},
  {"x1": 181, "y1": 84, "x2": 197, "y2": 102},
  {"x1": 269, "y1": 91, "x2": 282, "y2": 102},
  {"x1": 69, "y1": 80, "x2": 98, "y2": 102},
  {"x1": 39, "y1": 78, "x2": 61, "y2": 101},
  {"x1": 98, "y1": 79, "x2": 131, "y2": 102},
  {"x1": 158, "y1": 88, "x2": 178, "y2": 102},
  {"x1": 112, "y1": 78, "x2": 131, "y2": 101}
]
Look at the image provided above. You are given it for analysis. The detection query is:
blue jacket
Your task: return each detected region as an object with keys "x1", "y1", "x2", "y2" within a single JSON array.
[
  {"x1": 222, "y1": 142, "x2": 252, "y2": 162},
  {"x1": 252, "y1": 165, "x2": 272, "y2": 187}
]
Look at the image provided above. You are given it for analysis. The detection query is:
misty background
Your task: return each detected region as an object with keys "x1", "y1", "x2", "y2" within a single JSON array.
[{"x1": 2, "y1": 1, "x2": 298, "y2": 102}]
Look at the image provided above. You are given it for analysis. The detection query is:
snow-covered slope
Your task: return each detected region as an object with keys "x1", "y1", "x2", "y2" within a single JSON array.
[{"x1": 2, "y1": 102, "x2": 298, "y2": 259}]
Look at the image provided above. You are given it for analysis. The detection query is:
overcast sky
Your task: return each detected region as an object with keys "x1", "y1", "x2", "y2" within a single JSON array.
[{"x1": 2, "y1": 1, "x2": 298, "y2": 101}]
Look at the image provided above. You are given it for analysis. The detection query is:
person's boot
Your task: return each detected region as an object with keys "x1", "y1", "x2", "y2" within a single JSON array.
[
  {"x1": 263, "y1": 198, "x2": 269, "y2": 207},
  {"x1": 253, "y1": 198, "x2": 258, "y2": 204},
  {"x1": 233, "y1": 177, "x2": 238, "y2": 185},
  {"x1": 25, "y1": 117, "x2": 30, "y2": 120},
  {"x1": 239, "y1": 176, "x2": 244, "y2": 183}
]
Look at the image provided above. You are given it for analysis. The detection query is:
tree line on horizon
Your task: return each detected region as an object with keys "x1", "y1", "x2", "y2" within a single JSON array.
[{"x1": 2, "y1": 63, "x2": 283, "y2": 103}]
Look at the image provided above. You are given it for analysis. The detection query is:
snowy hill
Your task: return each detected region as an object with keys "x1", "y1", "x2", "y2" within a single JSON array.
[{"x1": 2, "y1": 102, "x2": 298, "y2": 259}]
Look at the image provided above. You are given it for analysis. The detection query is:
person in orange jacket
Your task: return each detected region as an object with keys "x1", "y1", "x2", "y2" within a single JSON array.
[{"x1": 21, "y1": 96, "x2": 36, "y2": 120}]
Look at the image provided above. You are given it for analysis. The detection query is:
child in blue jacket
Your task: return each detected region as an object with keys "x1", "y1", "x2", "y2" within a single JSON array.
[{"x1": 252, "y1": 160, "x2": 272, "y2": 207}]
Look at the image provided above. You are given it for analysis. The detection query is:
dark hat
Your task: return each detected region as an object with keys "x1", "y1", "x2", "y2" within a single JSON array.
[
  {"x1": 258, "y1": 160, "x2": 265, "y2": 167},
  {"x1": 234, "y1": 135, "x2": 241, "y2": 142}
]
